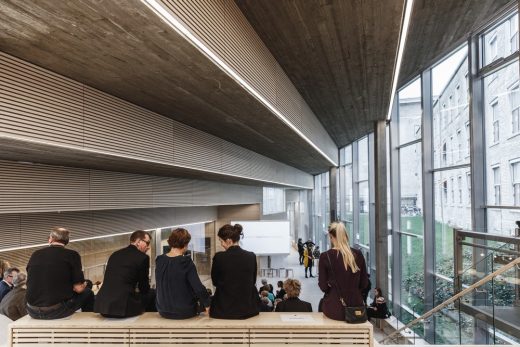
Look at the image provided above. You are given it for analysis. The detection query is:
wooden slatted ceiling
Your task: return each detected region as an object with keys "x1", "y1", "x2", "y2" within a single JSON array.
[
  {"x1": 0, "y1": 52, "x2": 313, "y2": 188},
  {"x1": 0, "y1": 0, "x2": 336, "y2": 173}
]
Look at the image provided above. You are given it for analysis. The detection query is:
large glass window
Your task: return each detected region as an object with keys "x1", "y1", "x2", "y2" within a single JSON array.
[
  {"x1": 263, "y1": 187, "x2": 286, "y2": 215},
  {"x1": 433, "y1": 45, "x2": 469, "y2": 168},
  {"x1": 512, "y1": 161, "x2": 520, "y2": 206},
  {"x1": 357, "y1": 137, "x2": 370, "y2": 246},
  {"x1": 484, "y1": 60, "x2": 520, "y2": 234},
  {"x1": 399, "y1": 78, "x2": 422, "y2": 145},
  {"x1": 482, "y1": 11, "x2": 519, "y2": 67}
]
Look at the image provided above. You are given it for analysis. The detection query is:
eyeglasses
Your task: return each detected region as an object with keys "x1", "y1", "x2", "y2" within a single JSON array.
[{"x1": 140, "y1": 239, "x2": 151, "y2": 246}]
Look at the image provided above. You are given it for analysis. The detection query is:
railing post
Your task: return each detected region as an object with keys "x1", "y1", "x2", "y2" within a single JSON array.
[{"x1": 453, "y1": 228, "x2": 463, "y2": 296}]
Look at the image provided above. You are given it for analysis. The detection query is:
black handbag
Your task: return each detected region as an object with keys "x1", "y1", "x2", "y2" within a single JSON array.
[{"x1": 326, "y1": 252, "x2": 368, "y2": 324}]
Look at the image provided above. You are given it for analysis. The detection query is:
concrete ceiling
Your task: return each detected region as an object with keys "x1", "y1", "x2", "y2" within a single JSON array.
[
  {"x1": 235, "y1": 0, "x2": 515, "y2": 146},
  {"x1": 0, "y1": 0, "x2": 331, "y2": 175},
  {"x1": 235, "y1": 0, "x2": 404, "y2": 148},
  {"x1": 0, "y1": 0, "x2": 514, "y2": 178},
  {"x1": 399, "y1": 0, "x2": 514, "y2": 87}
]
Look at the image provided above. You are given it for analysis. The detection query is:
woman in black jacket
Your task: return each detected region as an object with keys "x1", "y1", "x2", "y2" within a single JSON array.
[
  {"x1": 155, "y1": 228, "x2": 210, "y2": 319},
  {"x1": 367, "y1": 287, "x2": 391, "y2": 319},
  {"x1": 210, "y1": 224, "x2": 259, "y2": 319},
  {"x1": 275, "y1": 279, "x2": 312, "y2": 312}
]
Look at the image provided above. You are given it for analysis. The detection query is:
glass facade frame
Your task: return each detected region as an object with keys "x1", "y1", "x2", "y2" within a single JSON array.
[{"x1": 314, "y1": 4, "x2": 519, "y2": 344}]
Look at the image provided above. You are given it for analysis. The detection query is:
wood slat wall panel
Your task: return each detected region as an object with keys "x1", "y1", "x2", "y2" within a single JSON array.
[
  {"x1": 83, "y1": 86, "x2": 174, "y2": 163},
  {"x1": 159, "y1": 0, "x2": 337, "y2": 160},
  {"x1": 0, "y1": 160, "x2": 261, "y2": 214},
  {"x1": 0, "y1": 52, "x2": 312, "y2": 188},
  {"x1": 0, "y1": 163, "x2": 90, "y2": 213},
  {"x1": 172, "y1": 122, "x2": 223, "y2": 172},
  {"x1": 0, "y1": 206, "x2": 219, "y2": 251}
]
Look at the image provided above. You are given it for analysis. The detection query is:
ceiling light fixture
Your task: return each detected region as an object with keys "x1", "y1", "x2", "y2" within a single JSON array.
[
  {"x1": 386, "y1": 0, "x2": 415, "y2": 121},
  {"x1": 141, "y1": 0, "x2": 338, "y2": 166}
]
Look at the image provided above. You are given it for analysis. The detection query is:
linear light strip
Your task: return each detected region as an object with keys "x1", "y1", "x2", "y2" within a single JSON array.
[
  {"x1": 141, "y1": 0, "x2": 338, "y2": 167},
  {"x1": 386, "y1": 0, "x2": 415, "y2": 121}
]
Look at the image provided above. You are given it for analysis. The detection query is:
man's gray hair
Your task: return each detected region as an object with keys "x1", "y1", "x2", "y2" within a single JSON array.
[
  {"x1": 50, "y1": 227, "x2": 70, "y2": 245},
  {"x1": 12, "y1": 272, "x2": 26, "y2": 287},
  {"x1": 261, "y1": 278, "x2": 267, "y2": 285},
  {"x1": 3, "y1": 267, "x2": 19, "y2": 279}
]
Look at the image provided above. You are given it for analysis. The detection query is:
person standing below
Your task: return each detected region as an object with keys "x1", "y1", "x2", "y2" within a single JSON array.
[
  {"x1": 210, "y1": 224, "x2": 259, "y2": 319},
  {"x1": 26, "y1": 227, "x2": 94, "y2": 319},
  {"x1": 297, "y1": 238, "x2": 304, "y2": 265},
  {"x1": 95, "y1": 230, "x2": 155, "y2": 318},
  {"x1": 318, "y1": 222, "x2": 368, "y2": 321},
  {"x1": 155, "y1": 228, "x2": 210, "y2": 319},
  {"x1": 303, "y1": 244, "x2": 314, "y2": 278},
  {"x1": 0, "y1": 267, "x2": 19, "y2": 302},
  {"x1": 0, "y1": 272, "x2": 28, "y2": 320},
  {"x1": 274, "y1": 279, "x2": 312, "y2": 312}
]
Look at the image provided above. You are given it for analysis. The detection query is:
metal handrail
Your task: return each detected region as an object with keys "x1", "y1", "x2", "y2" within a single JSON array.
[{"x1": 379, "y1": 255, "x2": 520, "y2": 344}]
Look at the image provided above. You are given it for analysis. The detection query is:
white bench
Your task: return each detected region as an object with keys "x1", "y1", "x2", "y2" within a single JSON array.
[{"x1": 8, "y1": 312, "x2": 373, "y2": 347}]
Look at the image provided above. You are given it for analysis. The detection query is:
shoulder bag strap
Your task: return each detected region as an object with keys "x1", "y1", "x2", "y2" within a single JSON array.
[{"x1": 325, "y1": 251, "x2": 347, "y2": 307}]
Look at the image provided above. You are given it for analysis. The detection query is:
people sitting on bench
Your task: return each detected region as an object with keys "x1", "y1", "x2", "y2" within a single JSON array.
[
  {"x1": 155, "y1": 228, "x2": 210, "y2": 319},
  {"x1": 210, "y1": 224, "x2": 259, "y2": 319},
  {"x1": 275, "y1": 279, "x2": 312, "y2": 312},
  {"x1": 0, "y1": 272, "x2": 27, "y2": 321},
  {"x1": 26, "y1": 227, "x2": 94, "y2": 319},
  {"x1": 94, "y1": 230, "x2": 156, "y2": 318}
]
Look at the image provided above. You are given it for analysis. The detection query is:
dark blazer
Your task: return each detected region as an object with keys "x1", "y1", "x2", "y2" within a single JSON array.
[
  {"x1": 275, "y1": 297, "x2": 312, "y2": 312},
  {"x1": 155, "y1": 254, "x2": 210, "y2": 319},
  {"x1": 94, "y1": 245, "x2": 150, "y2": 317},
  {"x1": 0, "y1": 280, "x2": 12, "y2": 302},
  {"x1": 210, "y1": 245, "x2": 259, "y2": 319},
  {"x1": 318, "y1": 248, "x2": 368, "y2": 321}
]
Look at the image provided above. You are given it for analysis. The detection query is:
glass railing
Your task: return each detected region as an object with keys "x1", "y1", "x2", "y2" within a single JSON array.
[{"x1": 379, "y1": 245, "x2": 520, "y2": 344}]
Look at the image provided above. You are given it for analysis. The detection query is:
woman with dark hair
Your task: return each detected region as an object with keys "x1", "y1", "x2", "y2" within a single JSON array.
[
  {"x1": 155, "y1": 228, "x2": 210, "y2": 319},
  {"x1": 318, "y1": 221, "x2": 368, "y2": 321},
  {"x1": 275, "y1": 280, "x2": 286, "y2": 300},
  {"x1": 367, "y1": 287, "x2": 391, "y2": 319},
  {"x1": 210, "y1": 224, "x2": 259, "y2": 319}
]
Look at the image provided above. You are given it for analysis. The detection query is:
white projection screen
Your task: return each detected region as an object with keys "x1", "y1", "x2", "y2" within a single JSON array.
[{"x1": 231, "y1": 220, "x2": 290, "y2": 255}]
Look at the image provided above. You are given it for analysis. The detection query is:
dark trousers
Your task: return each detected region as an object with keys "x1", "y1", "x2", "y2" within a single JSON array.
[
  {"x1": 299, "y1": 252, "x2": 304, "y2": 265},
  {"x1": 100, "y1": 289, "x2": 156, "y2": 318},
  {"x1": 305, "y1": 265, "x2": 313, "y2": 277},
  {"x1": 27, "y1": 288, "x2": 95, "y2": 320}
]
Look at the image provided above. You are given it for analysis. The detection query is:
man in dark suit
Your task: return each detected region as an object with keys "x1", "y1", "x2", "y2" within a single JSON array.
[
  {"x1": 0, "y1": 267, "x2": 19, "y2": 302},
  {"x1": 94, "y1": 230, "x2": 155, "y2": 318},
  {"x1": 275, "y1": 279, "x2": 312, "y2": 312}
]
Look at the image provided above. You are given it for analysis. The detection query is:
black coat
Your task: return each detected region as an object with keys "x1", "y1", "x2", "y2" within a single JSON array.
[
  {"x1": 94, "y1": 245, "x2": 150, "y2": 317},
  {"x1": 210, "y1": 246, "x2": 259, "y2": 319},
  {"x1": 275, "y1": 297, "x2": 312, "y2": 312}
]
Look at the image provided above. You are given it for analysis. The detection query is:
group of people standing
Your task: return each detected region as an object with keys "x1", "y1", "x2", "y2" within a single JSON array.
[{"x1": 0, "y1": 220, "x2": 389, "y2": 324}]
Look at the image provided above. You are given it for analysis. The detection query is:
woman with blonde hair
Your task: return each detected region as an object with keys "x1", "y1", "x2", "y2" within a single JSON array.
[{"x1": 318, "y1": 221, "x2": 368, "y2": 321}]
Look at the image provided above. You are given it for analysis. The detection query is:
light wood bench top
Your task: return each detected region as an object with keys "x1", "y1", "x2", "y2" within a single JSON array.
[{"x1": 10, "y1": 312, "x2": 371, "y2": 330}]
